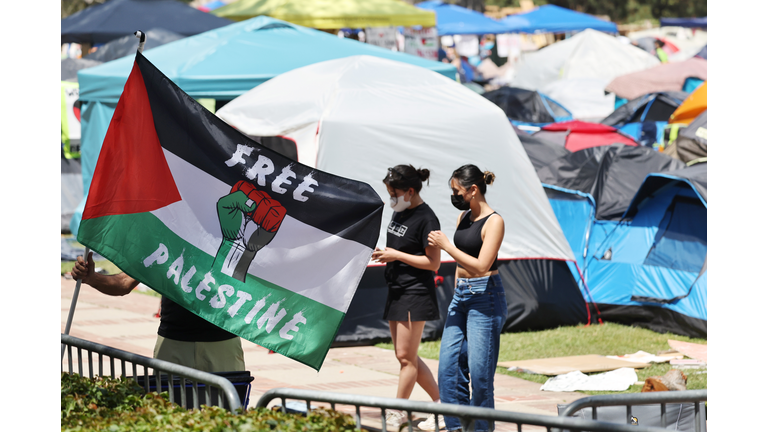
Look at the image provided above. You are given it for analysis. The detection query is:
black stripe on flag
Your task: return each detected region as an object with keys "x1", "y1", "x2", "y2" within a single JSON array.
[{"x1": 134, "y1": 52, "x2": 383, "y2": 248}]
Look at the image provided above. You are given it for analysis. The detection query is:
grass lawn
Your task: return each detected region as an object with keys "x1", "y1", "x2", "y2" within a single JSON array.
[{"x1": 376, "y1": 322, "x2": 706, "y2": 395}]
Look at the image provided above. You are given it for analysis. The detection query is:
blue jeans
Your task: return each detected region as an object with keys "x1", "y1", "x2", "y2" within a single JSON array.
[{"x1": 438, "y1": 274, "x2": 507, "y2": 431}]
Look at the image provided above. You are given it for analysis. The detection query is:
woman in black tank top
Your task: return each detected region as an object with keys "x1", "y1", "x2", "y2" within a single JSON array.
[{"x1": 427, "y1": 164, "x2": 507, "y2": 432}]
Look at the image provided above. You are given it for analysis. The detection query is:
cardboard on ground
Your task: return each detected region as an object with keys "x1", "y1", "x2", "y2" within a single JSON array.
[
  {"x1": 668, "y1": 339, "x2": 707, "y2": 362},
  {"x1": 498, "y1": 354, "x2": 650, "y2": 376}
]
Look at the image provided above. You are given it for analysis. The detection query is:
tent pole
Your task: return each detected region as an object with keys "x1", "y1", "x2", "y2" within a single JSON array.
[{"x1": 62, "y1": 247, "x2": 89, "y2": 361}]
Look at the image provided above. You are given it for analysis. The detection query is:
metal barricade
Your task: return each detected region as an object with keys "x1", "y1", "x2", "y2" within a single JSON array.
[
  {"x1": 61, "y1": 333, "x2": 242, "y2": 412},
  {"x1": 559, "y1": 390, "x2": 707, "y2": 432},
  {"x1": 256, "y1": 388, "x2": 670, "y2": 432}
]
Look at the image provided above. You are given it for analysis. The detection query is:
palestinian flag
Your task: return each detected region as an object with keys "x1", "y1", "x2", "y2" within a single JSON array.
[{"x1": 77, "y1": 52, "x2": 383, "y2": 370}]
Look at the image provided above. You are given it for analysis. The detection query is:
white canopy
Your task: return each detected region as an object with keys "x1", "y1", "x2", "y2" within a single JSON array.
[
  {"x1": 217, "y1": 55, "x2": 574, "y2": 261},
  {"x1": 510, "y1": 29, "x2": 660, "y2": 91}
]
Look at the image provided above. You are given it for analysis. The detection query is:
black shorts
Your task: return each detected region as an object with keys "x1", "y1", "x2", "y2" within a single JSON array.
[{"x1": 382, "y1": 289, "x2": 440, "y2": 322}]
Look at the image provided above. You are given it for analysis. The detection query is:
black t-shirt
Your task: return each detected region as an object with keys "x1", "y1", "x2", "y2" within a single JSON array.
[
  {"x1": 158, "y1": 296, "x2": 237, "y2": 342},
  {"x1": 385, "y1": 203, "x2": 440, "y2": 293}
]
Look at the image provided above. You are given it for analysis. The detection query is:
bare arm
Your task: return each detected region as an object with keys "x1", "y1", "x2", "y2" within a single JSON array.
[
  {"x1": 429, "y1": 214, "x2": 505, "y2": 275},
  {"x1": 371, "y1": 245, "x2": 441, "y2": 272},
  {"x1": 70, "y1": 251, "x2": 139, "y2": 296}
]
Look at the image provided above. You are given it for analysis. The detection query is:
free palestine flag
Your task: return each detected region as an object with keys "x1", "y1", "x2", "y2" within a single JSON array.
[{"x1": 77, "y1": 52, "x2": 384, "y2": 370}]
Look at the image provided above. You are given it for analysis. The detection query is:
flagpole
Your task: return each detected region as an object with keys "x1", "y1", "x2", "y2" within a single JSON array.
[{"x1": 61, "y1": 247, "x2": 89, "y2": 361}]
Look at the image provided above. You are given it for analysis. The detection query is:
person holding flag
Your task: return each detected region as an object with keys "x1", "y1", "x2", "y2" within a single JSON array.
[
  {"x1": 371, "y1": 165, "x2": 443, "y2": 431},
  {"x1": 427, "y1": 164, "x2": 507, "y2": 432},
  {"x1": 70, "y1": 49, "x2": 383, "y2": 372},
  {"x1": 70, "y1": 255, "x2": 245, "y2": 372}
]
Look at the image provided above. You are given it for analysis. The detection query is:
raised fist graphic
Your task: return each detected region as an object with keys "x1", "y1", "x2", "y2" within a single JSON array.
[{"x1": 213, "y1": 180, "x2": 287, "y2": 282}]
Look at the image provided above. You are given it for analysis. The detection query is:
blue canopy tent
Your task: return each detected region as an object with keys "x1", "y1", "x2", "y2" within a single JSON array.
[
  {"x1": 61, "y1": 0, "x2": 234, "y2": 44},
  {"x1": 499, "y1": 4, "x2": 617, "y2": 34},
  {"x1": 70, "y1": 16, "x2": 457, "y2": 235},
  {"x1": 415, "y1": 1, "x2": 511, "y2": 35},
  {"x1": 660, "y1": 17, "x2": 707, "y2": 29}
]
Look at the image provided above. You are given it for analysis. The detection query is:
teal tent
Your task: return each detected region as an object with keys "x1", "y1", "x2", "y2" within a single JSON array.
[{"x1": 71, "y1": 16, "x2": 457, "y2": 234}]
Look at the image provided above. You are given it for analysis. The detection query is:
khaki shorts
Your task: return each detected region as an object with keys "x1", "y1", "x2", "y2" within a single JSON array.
[{"x1": 153, "y1": 336, "x2": 245, "y2": 373}]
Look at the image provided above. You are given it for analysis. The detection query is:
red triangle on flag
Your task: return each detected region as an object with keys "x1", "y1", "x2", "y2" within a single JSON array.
[{"x1": 83, "y1": 60, "x2": 181, "y2": 221}]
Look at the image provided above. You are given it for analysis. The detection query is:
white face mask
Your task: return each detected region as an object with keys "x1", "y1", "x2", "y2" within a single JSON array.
[{"x1": 389, "y1": 193, "x2": 411, "y2": 212}]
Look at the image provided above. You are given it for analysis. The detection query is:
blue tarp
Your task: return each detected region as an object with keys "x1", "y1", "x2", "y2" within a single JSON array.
[
  {"x1": 415, "y1": 1, "x2": 511, "y2": 35},
  {"x1": 659, "y1": 17, "x2": 707, "y2": 29},
  {"x1": 71, "y1": 16, "x2": 458, "y2": 235},
  {"x1": 61, "y1": 0, "x2": 234, "y2": 44},
  {"x1": 499, "y1": 5, "x2": 617, "y2": 34}
]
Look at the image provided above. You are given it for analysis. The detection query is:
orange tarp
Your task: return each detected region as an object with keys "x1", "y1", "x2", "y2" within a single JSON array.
[{"x1": 669, "y1": 81, "x2": 707, "y2": 125}]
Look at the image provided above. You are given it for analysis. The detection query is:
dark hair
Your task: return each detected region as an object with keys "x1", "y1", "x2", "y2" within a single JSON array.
[
  {"x1": 383, "y1": 165, "x2": 430, "y2": 192},
  {"x1": 450, "y1": 164, "x2": 495, "y2": 195}
]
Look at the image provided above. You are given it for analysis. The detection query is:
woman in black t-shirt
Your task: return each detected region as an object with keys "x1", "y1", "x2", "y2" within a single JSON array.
[{"x1": 371, "y1": 165, "x2": 442, "y2": 429}]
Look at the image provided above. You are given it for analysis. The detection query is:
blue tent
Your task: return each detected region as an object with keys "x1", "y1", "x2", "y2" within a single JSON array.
[
  {"x1": 499, "y1": 5, "x2": 617, "y2": 34},
  {"x1": 660, "y1": 17, "x2": 707, "y2": 29},
  {"x1": 415, "y1": 1, "x2": 511, "y2": 35},
  {"x1": 61, "y1": 0, "x2": 234, "y2": 44},
  {"x1": 538, "y1": 151, "x2": 706, "y2": 337},
  {"x1": 70, "y1": 16, "x2": 457, "y2": 235}
]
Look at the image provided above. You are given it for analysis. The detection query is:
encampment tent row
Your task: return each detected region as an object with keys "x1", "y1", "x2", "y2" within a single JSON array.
[{"x1": 217, "y1": 55, "x2": 593, "y2": 342}]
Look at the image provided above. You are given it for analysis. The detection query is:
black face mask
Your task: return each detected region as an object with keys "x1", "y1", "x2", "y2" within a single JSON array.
[{"x1": 451, "y1": 194, "x2": 470, "y2": 211}]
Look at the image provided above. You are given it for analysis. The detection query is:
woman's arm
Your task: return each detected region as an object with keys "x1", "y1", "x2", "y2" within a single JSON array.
[
  {"x1": 371, "y1": 245, "x2": 441, "y2": 272},
  {"x1": 428, "y1": 215, "x2": 504, "y2": 275}
]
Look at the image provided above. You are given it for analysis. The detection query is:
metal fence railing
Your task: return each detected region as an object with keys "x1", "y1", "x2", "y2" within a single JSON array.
[
  {"x1": 559, "y1": 390, "x2": 707, "y2": 432},
  {"x1": 256, "y1": 387, "x2": 672, "y2": 432},
  {"x1": 61, "y1": 333, "x2": 242, "y2": 412}
]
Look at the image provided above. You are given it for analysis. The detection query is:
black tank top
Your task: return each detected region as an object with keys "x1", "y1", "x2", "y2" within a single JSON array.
[{"x1": 454, "y1": 211, "x2": 499, "y2": 271}]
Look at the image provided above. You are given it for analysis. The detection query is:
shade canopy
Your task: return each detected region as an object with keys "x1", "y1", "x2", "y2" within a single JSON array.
[
  {"x1": 660, "y1": 17, "x2": 706, "y2": 29},
  {"x1": 500, "y1": 5, "x2": 617, "y2": 34},
  {"x1": 415, "y1": 1, "x2": 510, "y2": 35},
  {"x1": 78, "y1": 16, "x2": 457, "y2": 103},
  {"x1": 61, "y1": 0, "x2": 234, "y2": 44},
  {"x1": 213, "y1": 0, "x2": 435, "y2": 28}
]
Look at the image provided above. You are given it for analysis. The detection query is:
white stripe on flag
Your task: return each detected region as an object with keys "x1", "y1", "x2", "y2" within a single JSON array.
[{"x1": 152, "y1": 150, "x2": 373, "y2": 313}]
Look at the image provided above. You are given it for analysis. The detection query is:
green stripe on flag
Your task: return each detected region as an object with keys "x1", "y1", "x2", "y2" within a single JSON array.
[{"x1": 78, "y1": 212, "x2": 345, "y2": 370}]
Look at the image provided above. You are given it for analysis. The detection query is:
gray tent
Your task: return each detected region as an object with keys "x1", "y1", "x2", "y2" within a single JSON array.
[
  {"x1": 61, "y1": 58, "x2": 103, "y2": 82},
  {"x1": 84, "y1": 28, "x2": 185, "y2": 62},
  {"x1": 664, "y1": 110, "x2": 707, "y2": 164}
]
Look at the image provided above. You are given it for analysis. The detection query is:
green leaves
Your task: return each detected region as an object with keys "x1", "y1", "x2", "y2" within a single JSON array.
[{"x1": 61, "y1": 373, "x2": 362, "y2": 431}]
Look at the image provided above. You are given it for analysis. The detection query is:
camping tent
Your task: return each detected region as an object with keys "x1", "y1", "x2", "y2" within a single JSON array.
[
  {"x1": 70, "y1": 16, "x2": 457, "y2": 235},
  {"x1": 482, "y1": 86, "x2": 572, "y2": 127},
  {"x1": 536, "y1": 144, "x2": 686, "y2": 221},
  {"x1": 509, "y1": 29, "x2": 659, "y2": 91},
  {"x1": 514, "y1": 126, "x2": 570, "y2": 171},
  {"x1": 529, "y1": 146, "x2": 704, "y2": 338},
  {"x1": 582, "y1": 163, "x2": 707, "y2": 337},
  {"x1": 605, "y1": 57, "x2": 707, "y2": 100},
  {"x1": 532, "y1": 120, "x2": 637, "y2": 152},
  {"x1": 213, "y1": 0, "x2": 436, "y2": 28},
  {"x1": 415, "y1": 0, "x2": 511, "y2": 35},
  {"x1": 541, "y1": 78, "x2": 617, "y2": 121},
  {"x1": 61, "y1": 58, "x2": 103, "y2": 82},
  {"x1": 601, "y1": 91, "x2": 688, "y2": 146},
  {"x1": 216, "y1": 55, "x2": 591, "y2": 343},
  {"x1": 664, "y1": 110, "x2": 707, "y2": 164},
  {"x1": 61, "y1": 0, "x2": 234, "y2": 44},
  {"x1": 499, "y1": 5, "x2": 617, "y2": 34},
  {"x1": 668, "y1": 81, "x2": 707, "y2": 125}
]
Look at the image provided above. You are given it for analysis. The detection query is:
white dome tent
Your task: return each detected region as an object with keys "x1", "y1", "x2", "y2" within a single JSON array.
[
  {"x1": 510, "y1": 29, "x2": 660, "y2": 91},
  {"x1": 217, "y1": 55, "x2": 593, "y2": 343}
]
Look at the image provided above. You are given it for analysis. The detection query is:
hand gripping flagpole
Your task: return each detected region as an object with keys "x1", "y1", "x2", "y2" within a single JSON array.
[{"x1": 62, "y1": 247, "x2": 90, "y2": 361}]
